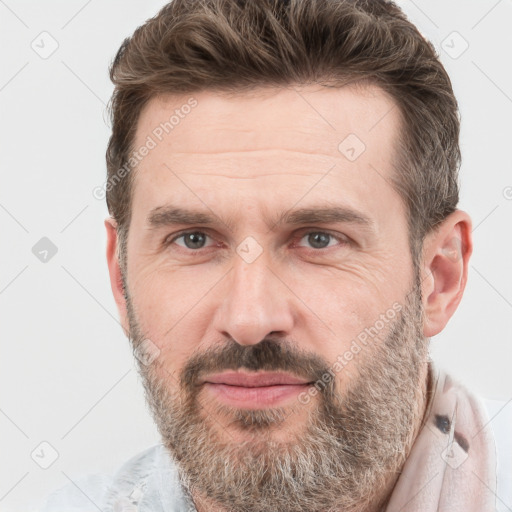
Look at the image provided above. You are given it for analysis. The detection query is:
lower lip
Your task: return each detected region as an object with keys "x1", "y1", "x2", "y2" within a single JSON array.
[{"x1": 203, "y1": 382, "x2": 312, "y2": 408}]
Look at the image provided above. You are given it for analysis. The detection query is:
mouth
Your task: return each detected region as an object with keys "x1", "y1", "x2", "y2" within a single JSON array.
[{"x1": 201, "y1": 371, "x2": 314, "y2": 408}]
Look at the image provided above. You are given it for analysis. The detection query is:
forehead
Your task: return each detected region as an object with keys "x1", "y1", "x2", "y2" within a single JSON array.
[
  {"x1": 129, "y1": 83, "x2": 404, "y2": 230},
  {"x1": 134, "y1": 83, "x2": 400, "y2": 157}
]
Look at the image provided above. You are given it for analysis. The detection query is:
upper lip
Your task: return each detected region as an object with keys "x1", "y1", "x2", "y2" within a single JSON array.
[{"x1": 202, "y1": 371, "x2": 312, "y2": 387}]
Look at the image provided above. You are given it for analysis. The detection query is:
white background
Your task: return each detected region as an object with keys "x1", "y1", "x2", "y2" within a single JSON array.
[{"x1": 1, "y1": 0, "x2": 511, "y2": 510}]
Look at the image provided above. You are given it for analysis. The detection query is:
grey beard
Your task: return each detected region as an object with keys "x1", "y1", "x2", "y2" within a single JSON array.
[{"x1": 128, "y1": 285, "x2": 428, "y2": 512}]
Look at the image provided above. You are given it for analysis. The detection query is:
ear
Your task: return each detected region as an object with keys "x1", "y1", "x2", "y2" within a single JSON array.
[
  {"x1": 105, "y1": 217, "x2": 130, "y2": 337},
  {"x1": 420, "y1": 210, "x2": 473, "y2": 337}
]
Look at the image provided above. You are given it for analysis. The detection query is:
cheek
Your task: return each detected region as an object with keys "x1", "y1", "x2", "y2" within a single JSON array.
[
  {"x1": 129, "y1": 267, "x2": 217, "y2": 364},
  {"x1": 132, "y1": 262, "x2": 219, "y2": 317},
  {"x1": 290, "y1": 269, "x2": 401, "y2": 374},
  {"x1": 288, "y1": 263, "x2": 395, "y2": 327}
]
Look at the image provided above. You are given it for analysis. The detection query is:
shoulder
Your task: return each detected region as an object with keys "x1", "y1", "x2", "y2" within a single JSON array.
[
  {"x1": 37, "y1": 444, "x2": 163, "y2": 512},
  {"x1": 480, "y1": 396, "x2": 512, "y2": 511}
]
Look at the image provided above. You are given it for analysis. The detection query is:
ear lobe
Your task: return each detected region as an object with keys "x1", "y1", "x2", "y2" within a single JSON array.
[
  {"x1": 421, "y1": 210, "x2": 473, "y2": 337},
  {"x1": 105, "y1": 217, "x2": 130, "y2": 337}
]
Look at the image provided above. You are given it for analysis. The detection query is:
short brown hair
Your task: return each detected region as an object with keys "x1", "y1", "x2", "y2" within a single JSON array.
[{"x1": 106, "y1": 0, "x2": 460, "y2": 266}]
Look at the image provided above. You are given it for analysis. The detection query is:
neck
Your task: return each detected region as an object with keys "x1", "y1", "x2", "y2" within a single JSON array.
[{"x1": 368, "y1": 361, "x2": 434, "y2": 512}]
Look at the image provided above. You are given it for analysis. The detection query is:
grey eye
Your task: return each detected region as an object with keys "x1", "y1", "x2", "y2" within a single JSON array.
[
  {"x1": 306, "y1": 232, "x2": 332, "y2": 249},
  {"x1": 177, "y1": 232, "x2": 209, "y2": 249}
]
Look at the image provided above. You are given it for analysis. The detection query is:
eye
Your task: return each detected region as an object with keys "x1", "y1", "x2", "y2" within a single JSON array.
[
  {"x1": 166, "y1": 231, "x2": 216, "y2": 250},
  {"x1": 295, "y1": 230, "x2": 349, "y2": 250},
  {"x1": 164, "y1": 229, "x2": 350, "y2": 253}
]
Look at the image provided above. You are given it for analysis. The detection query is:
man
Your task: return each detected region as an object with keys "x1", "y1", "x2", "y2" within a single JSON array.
[{"x1": 40, "y1": 0, "x2": 510, "y2": 511}]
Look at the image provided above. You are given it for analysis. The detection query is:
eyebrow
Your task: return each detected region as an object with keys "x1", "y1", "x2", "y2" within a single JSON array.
[{"x1": 147, "y1": 204, "x2": 374, "y2": 232}]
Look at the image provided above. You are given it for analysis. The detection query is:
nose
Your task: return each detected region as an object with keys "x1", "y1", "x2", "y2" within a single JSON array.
[{"x1": 212, "y1": 255, "x2": 295, "y2": 346}]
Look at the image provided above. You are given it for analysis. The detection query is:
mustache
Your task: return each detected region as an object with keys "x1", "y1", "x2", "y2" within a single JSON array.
[{"x1": 180, "y1": 337, "x2": 333, "y2": 394}]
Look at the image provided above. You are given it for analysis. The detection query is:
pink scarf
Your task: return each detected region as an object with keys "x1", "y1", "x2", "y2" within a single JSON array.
[{"x1": 386, "y1": 362, "x2": 498, "y2": 511}]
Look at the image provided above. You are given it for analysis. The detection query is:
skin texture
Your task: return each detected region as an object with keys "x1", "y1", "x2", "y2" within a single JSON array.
[{"x1": 105, "y1": 84, "x2": 473, "y2": 511}]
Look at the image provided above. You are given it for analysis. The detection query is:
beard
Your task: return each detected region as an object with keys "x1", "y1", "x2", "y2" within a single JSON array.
[{"x1": 124, "y1": 275, "x2": 429, "y2": 512}]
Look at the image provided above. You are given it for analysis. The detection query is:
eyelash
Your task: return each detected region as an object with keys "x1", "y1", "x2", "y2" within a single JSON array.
[{"x1": 164, "y1": 229, "x2": 351, "y2": 253}]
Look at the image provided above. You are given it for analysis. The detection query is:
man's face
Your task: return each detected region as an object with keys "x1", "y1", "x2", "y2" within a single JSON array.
[{"x1": 119, "y1": 84, "x2": 430, "y2": 511}]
